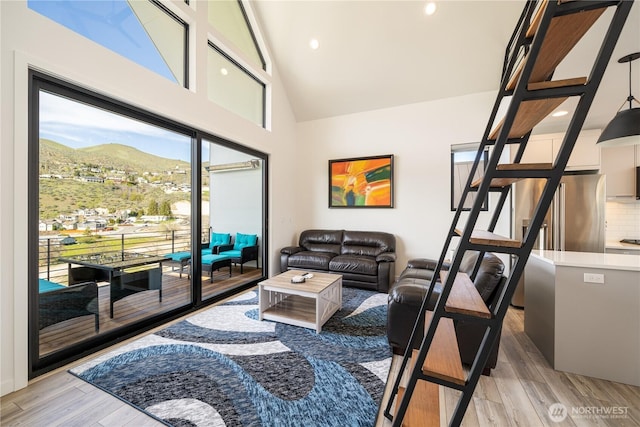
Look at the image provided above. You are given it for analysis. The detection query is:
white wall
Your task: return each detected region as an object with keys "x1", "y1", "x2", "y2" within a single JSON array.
[
  {"x1": 0, "y1": 0, "x2": 298, "y2": 395},
  {"x1": 606, "y1": 201, "x2": 640, "y2": 241},
  {"x1": 209, "y1": 146, "x2": 263, "y2": 255},
  {"x1": 1, "y1": 0, "x2": 512, "y2": 397},
  {"x1": 295, "y1": 92, "x2": 512, "y2": 269}
]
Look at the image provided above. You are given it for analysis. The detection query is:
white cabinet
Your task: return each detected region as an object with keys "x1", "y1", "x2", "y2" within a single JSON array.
[
  {"x1": 600, "y1": 145, "x2": 636, "y2": 198},
  {"x1": 553, "y1": 129, "x2": 601, "y2": 170},
  {"x1": 511, "y1": 129, "x2": 601, "y2": 170},
  {"x1": 516, "y1": 135, "x2": 553, "y2": 163}
]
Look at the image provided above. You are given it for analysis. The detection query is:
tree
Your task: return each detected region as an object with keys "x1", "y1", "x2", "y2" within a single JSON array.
[
  {"x1": 160, "y1": 200, "x2": 172, "y2": 217},
  {"x1": 147, "y1": 200, "x2": 159, "y2": 215}
]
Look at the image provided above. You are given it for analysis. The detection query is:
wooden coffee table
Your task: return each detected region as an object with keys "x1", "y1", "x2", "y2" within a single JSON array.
[{"x1": 258, "y1": 270, "x2": 342, "y2": 333}]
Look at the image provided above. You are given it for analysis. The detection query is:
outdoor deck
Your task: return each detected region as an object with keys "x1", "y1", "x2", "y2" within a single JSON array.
[{"x1": 39, "y1": 265, "x2": 262, "y2": 356}]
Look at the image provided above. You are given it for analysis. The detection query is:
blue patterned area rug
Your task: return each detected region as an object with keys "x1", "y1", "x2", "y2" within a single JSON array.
[{"x1": 70, "y1": 287, "x2": 392, "y2": 426}]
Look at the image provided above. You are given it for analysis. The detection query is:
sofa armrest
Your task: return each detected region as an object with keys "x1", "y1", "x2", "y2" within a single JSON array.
[
  {"x1": 407, "y1": 258, "x2": 437, "y2": 270},
  {"x1": 376, "y1": 252, "x2": 396, "y2": 262},
  {"x1": 406, "y1": 258, "x2": 451, "y2": 271},
  {"x1": 281, "y1": 246, "x2": 302, "y2": 255}
]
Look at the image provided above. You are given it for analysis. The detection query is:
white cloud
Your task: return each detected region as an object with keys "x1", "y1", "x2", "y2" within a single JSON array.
[{"x1": 39, "y1": 91, "x2": 186, "y2": 142}]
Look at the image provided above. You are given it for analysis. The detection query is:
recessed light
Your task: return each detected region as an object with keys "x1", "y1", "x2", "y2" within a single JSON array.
[
  {"x1": 425, "y1": 2, "x2": 436, "y2": 15},
  {"x1": 309, "y1": 38, "x2": 319, "y2": 50},
  {"x1": 552, "y1": 110, "x2": 568, "y2": 117},
  {"x1": 220, "y1": 68, "x2": 228, "y2": 76}
]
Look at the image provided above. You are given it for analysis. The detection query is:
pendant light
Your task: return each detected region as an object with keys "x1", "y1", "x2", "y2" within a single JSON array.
[{"x1": 597, "y1": 52, "x2": 640, "y2": 146}]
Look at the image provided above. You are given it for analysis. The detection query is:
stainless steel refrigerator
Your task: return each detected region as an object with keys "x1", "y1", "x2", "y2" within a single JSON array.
[{"x1": 511, "y1": 173, "x2": 606, "y2": 307}]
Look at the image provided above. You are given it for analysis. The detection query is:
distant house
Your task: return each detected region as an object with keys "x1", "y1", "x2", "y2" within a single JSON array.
[
  {"x1": 80, "y1": 176, "x2": 104, "y2": 183},
  {"x1": 139, "y1": 215, "x2": 167, "y2": 223},
  {"x1": 61, "y1": 221, "x2": 78, "y2": 230},
  {"x1": 77, "y1": 219, "x2": 107, "y2": 231},
  {"x1": 38, "y1": 220, "x2": 59, "y2": 232}
]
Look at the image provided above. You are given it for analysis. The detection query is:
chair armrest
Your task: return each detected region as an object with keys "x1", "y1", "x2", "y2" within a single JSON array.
[
  {"x1": 376, "y1": 252, "x2": 396, "y2": 262},
  {"x1": 241, "y1": 245, "x2": 259, "y2": 258},
  {"x1": 217, "y1": 243, "x2": 234, "y2": 253},
  {"x1": 406, "y1": 258, "x2": 441, "y2": 270},
  {"x1": 406, "y1": 258, "x2": 436, "y2": 270},
  {"x1": 281, "y1": 246, "x2": 302, "y2": 255}
]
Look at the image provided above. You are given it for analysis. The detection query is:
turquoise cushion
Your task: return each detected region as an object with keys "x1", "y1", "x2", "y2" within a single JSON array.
[
  {"x1": 165, "y1": 251, "x2": 191, "y2": 262},
  {"x1": 233, "y1": 233, "x2": 257, "y2": 250},
  {"x1": 39, "y1": 278, "x2": 65, "y2": 293},
  {"x1": 211, "y1": 232, "x2": 231, "y2": 246},
  {"x1": 202, "y1": 253, "x2": 232, "y2": 265},
  {"x1": 219, "y1": 249, "x2": 241, "y2": 258}
]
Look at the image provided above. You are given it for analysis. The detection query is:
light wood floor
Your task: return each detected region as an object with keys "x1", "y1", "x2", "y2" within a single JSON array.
[
  {"x1": 3, "y1": 303, "x2": 639, "y2": 426},
  {"x1": 378, "y1": 308, "x2": 640, "y2": 427}
]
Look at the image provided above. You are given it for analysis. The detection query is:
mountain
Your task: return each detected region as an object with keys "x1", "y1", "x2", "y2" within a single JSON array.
[
  {"x1": 78, "y1": 143, "x2": 189, "y2": 172},
  {"x1": 40, "y1": 139, "x2": 190, "y2": 174}
]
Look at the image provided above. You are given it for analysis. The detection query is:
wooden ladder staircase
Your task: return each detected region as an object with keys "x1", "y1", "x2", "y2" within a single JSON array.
[{"x1": 382, "y1": 1, "x2": 634, "y2": 425}]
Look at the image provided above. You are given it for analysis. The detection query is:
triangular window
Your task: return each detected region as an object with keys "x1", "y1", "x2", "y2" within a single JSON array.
[
  {"x1": 28, "y1": 0, "x2": 188, "y2": 87},
  {"x1": 208, "y1": 0, "x2": 265, "y2": 71}
]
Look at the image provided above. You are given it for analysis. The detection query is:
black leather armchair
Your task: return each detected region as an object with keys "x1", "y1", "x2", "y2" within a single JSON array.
[{"x1": 387, "y1": 252, "x2": 506, "y2": 374}]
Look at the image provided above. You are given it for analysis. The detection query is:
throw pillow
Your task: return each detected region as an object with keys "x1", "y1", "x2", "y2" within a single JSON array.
[
  {"x1": 211, "y1": 232, "x2": 231, "y2": 246},
  {"x1": 234, "y1": 233, "x2": 257, "y2": 250}
]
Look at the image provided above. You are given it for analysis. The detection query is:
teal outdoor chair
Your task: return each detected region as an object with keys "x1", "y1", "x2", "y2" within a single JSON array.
[
  {"x1": 202, "y1": 232, "x2": 231, "y2": 256},
  {"x1": 218, "y1": 233, "x2": 259, "y2": 273}
]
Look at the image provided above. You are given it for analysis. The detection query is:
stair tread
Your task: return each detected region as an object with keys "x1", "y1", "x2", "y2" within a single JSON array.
[
  {"x1": 396, "y1": 382, "x2": 439, "y2": 426},
  {"x1": 496, "y1": 162, "x2": 554, "y2": 171},
  {"x1": 490, "y1": 81, "x2": 581, "y2": 139},
  {"x1": 470, "y1": 163, "x2": 554, "y2": 187},
  {"x1": 454, "y1": 228, "x2": 522, "y2": 248},
  {"x1": 439, "y1": 272, "x2": 492, "y2": 319},
  {"x1": 507, "y1": 5, "x2": 606, "y2": 90},
  {"x1": 421, "y1": 313, "x2": 467, "y2": 384}
]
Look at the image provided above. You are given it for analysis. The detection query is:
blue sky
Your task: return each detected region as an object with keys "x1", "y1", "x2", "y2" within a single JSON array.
[
  {"x1": 28, "y1": 0, "x2": 176, "y2": 83},
  {"x1": 40, "y1": 91, "x2": 193, "y2": 162}
]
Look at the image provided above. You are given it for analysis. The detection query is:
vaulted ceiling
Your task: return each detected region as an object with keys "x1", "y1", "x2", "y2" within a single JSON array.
[{"x1": 251, "y1": 1, "x2": 640, "y2": 133}]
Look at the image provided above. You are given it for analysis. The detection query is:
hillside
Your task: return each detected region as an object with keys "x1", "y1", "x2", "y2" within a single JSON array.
[
  {"x1": 78, "y1": 143, "x2": 189, "y2": 172},
  {"x1": 38, "y1": 139, "x2": 193, "y2": 220},
  {"x1": 40, "y1": 139, "x2": 189, "y2": 174}
]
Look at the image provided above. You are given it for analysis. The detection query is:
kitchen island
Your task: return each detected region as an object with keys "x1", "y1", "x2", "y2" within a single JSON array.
[{"x1": 524, "y1": 250, "x2": 640, "y2": 386}]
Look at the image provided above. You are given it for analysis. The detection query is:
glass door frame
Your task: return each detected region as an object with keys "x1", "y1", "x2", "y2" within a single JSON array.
[{"x1": 28, "y1": 70, "x2": 268, "y2": 378}]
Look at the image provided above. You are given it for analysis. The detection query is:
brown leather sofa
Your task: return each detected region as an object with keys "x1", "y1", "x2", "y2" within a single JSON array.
[
  {"x1": 280, "y1": 229, "x2": 396, "y2": 292},
  {"x1": 387, "y1": 251, "x2": 506, "y2": 374}
]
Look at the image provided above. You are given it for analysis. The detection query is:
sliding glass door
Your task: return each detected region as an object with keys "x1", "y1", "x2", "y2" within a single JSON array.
[
  {"x1": 199, "y1": 139, "x2": 265, "y2": 301},
  {"x1": 29, "y1": 72, "x2": 267, "y2": 377}
]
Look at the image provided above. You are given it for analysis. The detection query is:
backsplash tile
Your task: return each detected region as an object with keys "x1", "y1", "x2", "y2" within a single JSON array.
[{"x1": 606, "y1": 201, "x2": 640, "y2": 241}]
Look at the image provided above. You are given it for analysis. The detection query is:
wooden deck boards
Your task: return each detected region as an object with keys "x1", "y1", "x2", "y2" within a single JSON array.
[{"x1": 39, "y1": 266, "x2": 262, "y2": 356}]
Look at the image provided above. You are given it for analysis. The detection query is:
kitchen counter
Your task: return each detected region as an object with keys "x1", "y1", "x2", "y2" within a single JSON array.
[
  {"x1": 525, "y1": 251, "x2": 640, "y2": 386},
  {"x1": 531, "y1": 249, "x2": 640, "y2": 270},
  {"x1": 605, "y1": 240, "x2": 640, "y2": 252}
]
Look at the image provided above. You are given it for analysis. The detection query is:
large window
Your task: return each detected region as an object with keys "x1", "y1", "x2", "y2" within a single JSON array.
[
  {"x1": 207, "y1": 44, "x2": 265, "y2": 127},
  {"x1": 208, "y1": 0, "x2": 265, "y2": 71},
  {"x1": 30, "y1": 73, "x2": 266, "y2": 377},
  {"x1": 29, "y1": 0, "x2": 271, "y2": 128},
  {"x1": 28, "y1": 0, "x2": 188, "y2": 87},
  {"x1": 451, "y1": 144, "x2": 489, "y2": 211}
]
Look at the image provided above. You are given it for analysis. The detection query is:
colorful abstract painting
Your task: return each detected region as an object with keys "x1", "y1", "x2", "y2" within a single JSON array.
[{"x1": 329, "y1": 155, "x2": 394, "y2": 208}]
